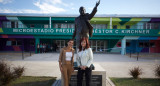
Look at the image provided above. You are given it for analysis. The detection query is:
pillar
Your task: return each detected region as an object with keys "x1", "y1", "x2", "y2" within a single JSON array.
[
  {"x1": 35, "y1": 38, "x2": 40, "y2": 53},
  {"x1": 110, "y1": 17, "x2": 112, "y2": 29},
  {"x1": 49, "y1": 17, "x2": 51, "y2": 28},
  {"x1": 121, "y1": 39, "x2": 126, "y2": 55}
]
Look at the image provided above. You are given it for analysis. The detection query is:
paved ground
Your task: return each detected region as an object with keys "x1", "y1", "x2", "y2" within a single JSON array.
[{"x1": 1, "y1": 52, "x2": 160, "y2": 86}]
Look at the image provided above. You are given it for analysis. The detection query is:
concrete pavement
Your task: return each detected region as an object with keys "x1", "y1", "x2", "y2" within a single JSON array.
[{"x1": 1, "y1": 52, "x2": 160, "y2": 86}]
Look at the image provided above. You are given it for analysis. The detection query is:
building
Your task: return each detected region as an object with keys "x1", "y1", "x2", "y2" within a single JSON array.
[{"x1": 0, "y1": 13, "x2": 160, "y2": 55}]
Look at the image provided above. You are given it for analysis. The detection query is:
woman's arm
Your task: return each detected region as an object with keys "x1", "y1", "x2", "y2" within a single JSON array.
[
  {"x1": 86, "y1": 48, "x2": 93, "y2": 68},
  {"x1": 76, "y1": 53, "x2": 81, "y2": 67},
  {"x1": 59, "y1": 48, "x2": 63, "y2": 72}
]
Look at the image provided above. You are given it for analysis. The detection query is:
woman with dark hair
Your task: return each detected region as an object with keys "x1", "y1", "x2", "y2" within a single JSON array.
[
  {"x1": 59, "y1": 39, "x2": 75, "y2": 86},
  {"x1": 76, "y1": 37, "x2": 93, "y2": 86}
]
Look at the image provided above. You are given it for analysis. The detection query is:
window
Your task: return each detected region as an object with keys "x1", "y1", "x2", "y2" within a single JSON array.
[
  {"x1": 92, "y1": 24, "x2": 96, "y2": 29},
  {"x1": 102, "y1": 24, "x2": 107, "y2": 29},
  {"x1": 126, "y1": 25, "x2": 130, "y2": 29},
  {"x1": 7, "y1": 40, "x2": 23, "y2": 46},
  {"x1": 2, "y1": 21, "x2": 11, "y2": 28},
  {"x1": 6, "y1": 41, "x2": 12, "y2": 46},
  {"x1": 44, "y1": 24, "x2": 49, "y2": 28},
  {"x1": 30, "y1": 41, "x2": 35, "y2": 46},
  {"x1": 126, "y1": 42, "x2": 130, "y2": 47},
  {"x1": 139, "y1": 42, "x2": 149, "y2": 47},
  {"x1": 61, "y1": 24, "x2": 67, "y2": 28},
  {"x1": 91, "y1": 24, "x2": 107, "y2": 29},
  {"x1": 96, "y1": 24, "x2": 101, "y2": 29},
  {"x1": 150, "y1": 42, "x2": 155, "y2": 47},
  {"x1": 143, "y1": 23, "x2": 150, "y2": 29},
  {"x1": 58, "y1": 24, "x2": 61, "y2": 28},
  {"x1": 153, "y1": 23, "x2": 160, "y2": 29},
  {"x1": 113, "y1": 25, "x2": 117, "y2": 29},
  {"x1": 54, "y1": 23, "x2": 75, "y2": 29},
  {"x1": 11, "y1": 21, "x2": 18, "y2": 28},
  {"x1": 68, "y1": 24, "x2": 74, "y2": 29},
  {"x1": 17, "y1": 41, "x2": 22, "y2": 46},
  {"x1": 143, "y1": 23, "x2": 160, "y2": 29},
  {"x1": 144, "y1": 42, "x2": 149, "y2": 47},
  {"x1": 139, "y1": 42, "x2": 144, "y2": 47},
  {"x1": 54, "y1": 24, "x2": 58, "y2": 28},
  {"x1": 30, "y1": 24, "x2": 35, "y2": 28},
  {"x1": 12, "y1": 41, "x2": 16, "y2": 46}
]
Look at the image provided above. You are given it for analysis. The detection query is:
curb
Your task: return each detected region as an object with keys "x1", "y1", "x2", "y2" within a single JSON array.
[{"x1": 106, "y1": 77, "x2": 115, "y2": 86}]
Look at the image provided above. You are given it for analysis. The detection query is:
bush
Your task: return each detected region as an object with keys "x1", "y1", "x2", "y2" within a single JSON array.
[
  {"x1": 0, "y1": 60, "x2": 7, "y2": 78},
  {"x1": 13, "y1": 66, "x2": 25, "y2": 78},
  {"x1": 0, "y1": 60, "x2": 25, "y2": 86},
  {"x1": 129, "y1": 66, "x2": 142, "y2": 79},
  {"x1": 155, "y1": 65, "x2": 160, "y2": 78},
  {"x1": 1, "y1": 67, "x2": 15, "y2": 86}
]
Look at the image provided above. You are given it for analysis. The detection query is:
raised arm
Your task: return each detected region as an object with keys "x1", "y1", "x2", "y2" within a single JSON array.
[{"x1": 88, "y1": 0, "x2": 100, "y2": 20}]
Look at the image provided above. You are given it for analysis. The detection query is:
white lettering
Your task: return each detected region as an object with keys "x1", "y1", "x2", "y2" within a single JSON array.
[
  {"x1": 13, "y1": 29, "x2": 18, "y2": 32},
  {"x1": 115, "y1": 30, "x2": 118, "y2": 33},
  {"x1": 34, "y1": 29, "x2": 37, "y2": 33},
  {"x1": 131, "y1": 30, "x2": 134, "y2": 33},
  {"x1": 19, "y1": 29, "x2": 22, "y2": 32},
  {"x1": 146, "y1": 30, "x2": 149, "y2": 34}
]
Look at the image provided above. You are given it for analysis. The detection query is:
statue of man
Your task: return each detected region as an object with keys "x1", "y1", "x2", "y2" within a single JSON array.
[{"x1": 72, "y1": 0, "x2": 100, "y2": 48}]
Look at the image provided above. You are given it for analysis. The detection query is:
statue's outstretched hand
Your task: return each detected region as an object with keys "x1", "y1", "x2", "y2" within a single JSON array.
[{"x1": 96, "y1": 0, "x2": 100, "y2": 7}]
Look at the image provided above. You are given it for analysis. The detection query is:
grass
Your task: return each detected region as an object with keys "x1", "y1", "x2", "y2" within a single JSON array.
[
  {"x1": 110, "y1": 78, "x2": 160, "y2": 86},
  {"x1": 10, "y1": 76, "x2": 56, "y2": 86}
]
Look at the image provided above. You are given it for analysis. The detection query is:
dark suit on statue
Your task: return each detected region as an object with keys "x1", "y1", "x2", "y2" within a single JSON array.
[{"x1": 72, "y1": 7, "x2": 97, "y2": 47}]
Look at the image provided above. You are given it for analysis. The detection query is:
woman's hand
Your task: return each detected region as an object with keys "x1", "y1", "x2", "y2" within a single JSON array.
[
  {"x1": 83, "y1": 66, "x2": 87, "y2": 70},
  {"x1": 80, "y1": 66, "x2": 87, "y2": 70},
  {"x1": 72, "y1": 67, "x2": 74, "y2": 72},
  {"x1": 80, "y1": 66, "x2": 83, "y2": 70}
]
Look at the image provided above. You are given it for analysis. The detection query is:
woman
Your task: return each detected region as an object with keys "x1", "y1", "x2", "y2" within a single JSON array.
[
  {"x1": 76, "y1": 37, "x2": 93, "y2": 86},
  {"x1": 59, "y1": 39, "x2": 75, "y2": 86}
]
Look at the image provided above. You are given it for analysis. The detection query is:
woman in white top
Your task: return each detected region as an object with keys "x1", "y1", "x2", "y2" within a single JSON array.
[
  {"x1": 59, "y1": 39, "x2": 75, "y2": 86},
  {"x1": 76, "y1": 37, "x2": 93, "y2": 86}
]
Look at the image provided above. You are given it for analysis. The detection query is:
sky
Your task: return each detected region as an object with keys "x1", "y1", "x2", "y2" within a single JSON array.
[{"x1": 0, "y1": 0, "x2": 160, "y2": 14}]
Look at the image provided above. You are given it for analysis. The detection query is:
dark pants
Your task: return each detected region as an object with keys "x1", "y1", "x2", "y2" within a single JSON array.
[
  {"x1": 37, "y1": 48, "x2": 40, "y2": 53},
  {"x1": 77, "y1": 67, "x2": 92, "y2": 86}
]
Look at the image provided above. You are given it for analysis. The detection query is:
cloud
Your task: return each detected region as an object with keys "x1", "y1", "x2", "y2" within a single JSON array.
[
  {"x1": 0, "y1": 0, "x2": 68, "y2": 13},
  {"x1": 33, "y1": 0, "x2": 66, "y2": 13},
  {"x1": 0, "y1": 8, "x2": 41, "y2": 13},
  {"x1": 0, "y1": 0, "x2": 13, "y2": 4},
  {"x1": 47, "y1": 0, "x2": 69, "y2": 7}
]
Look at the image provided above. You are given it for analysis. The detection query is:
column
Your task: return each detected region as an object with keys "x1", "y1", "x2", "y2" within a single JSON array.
[
  {"x1": 35, "y1": 38, "x2": 40, "y2": 53},
  {"x1": 121, "y1": 39, "x2": 126, "y2": 55},
  {"x1": 110, "y1": 17, "x2": 112, "y2": 29},
  {"x1": 49, "y1": 17, "x2": 51, "y2": 28}
]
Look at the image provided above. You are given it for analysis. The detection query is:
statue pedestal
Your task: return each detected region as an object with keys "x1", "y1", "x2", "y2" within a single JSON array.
[{"x1": 61, "y1": 63, "x2": 106, "y2": 86}]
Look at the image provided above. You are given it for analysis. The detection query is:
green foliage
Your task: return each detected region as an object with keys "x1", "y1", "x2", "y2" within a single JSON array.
[
  {"x1": 11, "y1": 76, "x2": 56, "y2": 86},
  {"x1": 110, "y1": 78, "x2": 160, "y2": 86}
]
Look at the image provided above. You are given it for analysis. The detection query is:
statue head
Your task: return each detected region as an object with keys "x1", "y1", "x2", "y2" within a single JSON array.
[{"x1": 79, "y1": 6, "x2": 86, "y2": 15}]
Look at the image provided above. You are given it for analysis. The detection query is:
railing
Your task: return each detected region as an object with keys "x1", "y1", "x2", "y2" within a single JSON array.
[
  {"x1": 126, "y1": 49, "x2": 140, "y2": 61},
  {"x1": 2, "y1": 24, "x2": 160, "y2": 29}
]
